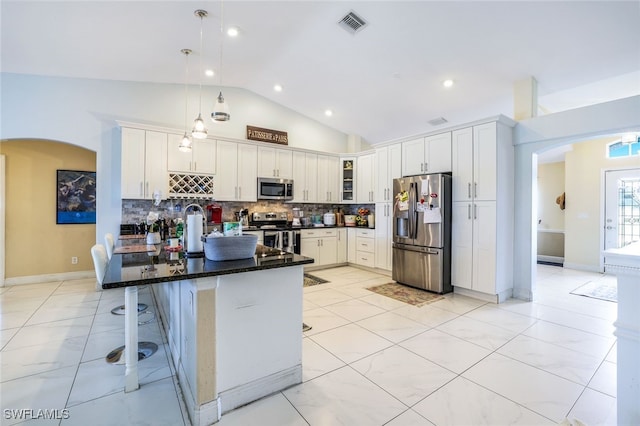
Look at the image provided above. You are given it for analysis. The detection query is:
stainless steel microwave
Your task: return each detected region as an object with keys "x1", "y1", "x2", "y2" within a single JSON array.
[{"x1": 257, "y1": 177, "x2": 294, "y2": 201}]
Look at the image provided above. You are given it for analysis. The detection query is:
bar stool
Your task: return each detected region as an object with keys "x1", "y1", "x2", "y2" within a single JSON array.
[
  {"x1": 104, "y1": 233, "x2": 153, "y2": 324},
  {"x1": 91, "y1": 243, "x2": 157, "y2": 370}
]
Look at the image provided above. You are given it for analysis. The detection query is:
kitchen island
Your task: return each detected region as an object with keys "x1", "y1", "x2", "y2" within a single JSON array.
[{"x1": 103, "y1": 244, "x2": 314, "y2": 425}]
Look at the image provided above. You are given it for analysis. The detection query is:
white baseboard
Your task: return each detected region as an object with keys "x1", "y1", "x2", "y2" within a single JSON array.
[
  {"x1": 219, "y1": 365, "x2": 302, "y2": 415},
  {"x1": 4, "y1": 270, "x2": 94, "y2": 286},
  {"x1": 562, "y1": 262, "x2": 602, "y2": 273},
  {"x1": 537, "y1": 255, "x2": 564, "y2": 264},
  {"x1": 512, "y1": 287, "x2": 533, "y2": 301},
  {"x1": 453, "y1": 286, "x2": 499, "y2": 304}
]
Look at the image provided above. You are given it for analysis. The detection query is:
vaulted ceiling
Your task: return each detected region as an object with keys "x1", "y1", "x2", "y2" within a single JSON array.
[{"x1": 2, "y1": 1, "x2": 639, "y2": 144}]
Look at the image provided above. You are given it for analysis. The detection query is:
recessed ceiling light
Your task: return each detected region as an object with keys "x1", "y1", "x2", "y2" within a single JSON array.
[
  {"x1": 227, "y1": 27, "x2": 239, "y2": 37},
  {"x1": 443, "y1": 79, "x2": 454, "y2": 88},
  {"x1": 325, "y1": 109, "x2": 333, "y2": 117},
  {"x1": 205, "y1": 69, "x2": 214, "y2": 77},
  {"x1": 274, "y1": 84, "x2": 283, "y2": 92}
]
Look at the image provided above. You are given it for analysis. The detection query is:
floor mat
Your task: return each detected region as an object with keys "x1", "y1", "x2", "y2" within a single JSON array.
[
  {"x1": 304, "y1": 273, "x2": 329, "y2": 287},
  {"x1": 366, "y1": 282, "x2": 445, "y2": 306},
  {"x1": 570, "y1": 281, "x2": 617, "y2": 303}
]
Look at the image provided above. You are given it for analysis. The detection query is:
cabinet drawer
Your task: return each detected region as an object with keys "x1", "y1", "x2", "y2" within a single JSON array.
[
  {"x1": 356, "y1": 238, "x2": 374, "y2": 253},
  {"x1": 356, "y1": 251, "x2": 375, "y2": 267},
  {"x1": 301, "y1": 228, "x2": 337, "y2": 238},
  {"x1": 356, "y1": 228, "x2": 375, "y2": 238}
]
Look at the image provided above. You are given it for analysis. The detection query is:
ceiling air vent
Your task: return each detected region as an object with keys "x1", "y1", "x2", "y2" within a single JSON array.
[
  {"x1": 338, "y1": 11, "x2": 368, "y2": 34},
  {"x1": 428, "y1": 117, "x2": 448, "y2": 126}
]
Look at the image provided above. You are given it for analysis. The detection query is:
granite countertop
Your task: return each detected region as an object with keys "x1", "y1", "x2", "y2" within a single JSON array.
[{"x1": 102, "y1": 244, "x2": 314, "y2": 289}]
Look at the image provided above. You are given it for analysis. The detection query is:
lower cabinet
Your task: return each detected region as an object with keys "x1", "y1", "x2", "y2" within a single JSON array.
[
  {"x1": 355, "y1": 228, "x2": 375, "y2": 268},
  {"x1": 300, "y1": 229, "x2": 338, "y2": 267},
  {"x1": 242, "y1": 230, "x2": 263, "y2": 245},
  {"x1": 347, "y1": 228, "x2": 357, "y2": 263},
  {"x1": 337, "y1": 228, "x2": 348, "y2": 263},
  {"x1": 374, "y1": 202, "x2": 392, "y2": 271}
]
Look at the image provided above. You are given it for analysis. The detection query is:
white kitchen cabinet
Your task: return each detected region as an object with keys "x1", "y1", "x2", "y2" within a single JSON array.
[
  {"x1": 121, "y1": 128, "x2": 168, "y2": 200},
  {"x1": 347, "y1": 228, "x2": 357, "y2": 263},
  {"x1": 300, "y1": 229, "x2": 337, "y2": 266},
  {"x1": 401, "y1": 132, "x2": 452, "y2": 177},
  {"x1": 317, "y1": 155, "x2": 340, "y2": 203},
  {"x1": 213, "y1": 141, "x2": 257, "y2": 201},
  {"x1": 374, "y1": 202, "x2": 392, "y2": 270},
  {"x1": 355, "y1": 228, "x2": 375, "y2": 268},
  {"x1": 340, "y1": 157, "x2": 356, "y2": 203},
  {"x1": 167, "y1": 134, "x2": 216, "y2": 175},
  {"x1": 450, "y1": 120, "x2": 514, "y2": 302},
  {"x1": 375, "y1": 144, "x2": 402, "y2": 202},
  {"x1": 337, "y1": 228, "x2": 347, "y2": 263},
  {"x1": 292, "y1": 151, "x2": 317, "y2": 202},
  {"x1": 257, "y1": 146, "x2": 293, "y2": 178},
  {"x1": 356, "y1": 153, "x2": 375, "y2": 203}
]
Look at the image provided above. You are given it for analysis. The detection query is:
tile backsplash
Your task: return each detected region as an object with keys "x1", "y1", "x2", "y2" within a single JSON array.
[{"x1": 121, "y1": 199, "x2": 375, "y2": 225}]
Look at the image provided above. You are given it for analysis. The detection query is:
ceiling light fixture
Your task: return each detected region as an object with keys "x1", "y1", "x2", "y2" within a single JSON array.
[
  {"x1": 212, "y1": 0, "x2": 230, "y2": 122},
  {"x1": 227, "y1": 27, "x2": 239, "y2": 37},
  {"x1": 325, "y1": 109, "x2": 333, "y2": 117},
  {"x1": 179, "y1": 49, "x2": 193, "y2": 152},
  {"x1": 443, "y1": 79, "x2": 454, "y2": 88},
  {"x1": 205, "y1": 69, "x2": 214, "y2": 77},
  {"x1": 192, "y1": 9, "x2": 209, "y2": 139},
  {"x1": 274, "y1": 84, "x2": 283, "y2": 92}
]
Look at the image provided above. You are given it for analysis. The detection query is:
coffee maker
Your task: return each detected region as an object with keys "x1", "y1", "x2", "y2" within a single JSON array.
[
  {"x1": 292, "y1": 208, "x2": 303, "y2": 227},
  {"x1": 235, "y1": 208, "x2": 249, "y2": 227}
]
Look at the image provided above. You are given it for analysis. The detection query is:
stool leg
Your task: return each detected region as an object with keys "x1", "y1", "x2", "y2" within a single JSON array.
[{"x1": 124, "y1": 286, "x2": 139, "y2": 393}]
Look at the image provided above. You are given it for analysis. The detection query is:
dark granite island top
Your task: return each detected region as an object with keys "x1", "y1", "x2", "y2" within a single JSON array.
[{"x1": 102, "y1": 244, "x2": 314, "y2": 289}]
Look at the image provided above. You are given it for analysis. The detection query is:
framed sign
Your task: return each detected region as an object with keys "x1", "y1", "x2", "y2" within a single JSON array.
[
  {"x1": 246, "y1": 125, "x2": 288, "y2": 145},
  {"x1": 56, "y1": 170, "x2": 96, "y2": 224}
]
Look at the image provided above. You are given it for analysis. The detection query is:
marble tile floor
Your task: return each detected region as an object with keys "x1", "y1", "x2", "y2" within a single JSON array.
[{"x1": 0, "y1": 264, "x2": 618, "y2": 425}]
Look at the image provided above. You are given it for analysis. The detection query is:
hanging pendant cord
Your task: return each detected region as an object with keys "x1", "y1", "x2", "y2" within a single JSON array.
[
  {"x1": 183, "y1": 50, "x2": 190, "y2": 133},
  {"x1": 219, "y1": 0, "x2": 224, "y2": 87},
  {"x1": 198, "y1": 14, "x2": 204, "y2": 115}
]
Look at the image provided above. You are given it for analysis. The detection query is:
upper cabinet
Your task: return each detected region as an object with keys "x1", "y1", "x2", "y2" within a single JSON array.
[
  {"x1": 375, "y1": 144, "x2": 402, "y2": 202},
  {"x1": 257, "y1": 146, "x2": 293, "y2": 178},
  {"x1": 401, "y1": 132, "x2": 452, "y2": 176},
  {"x1": 167, "y1": 135, "x2": 216, "y2": 175},
  {"x1": 121, "y1": 128, "x2": 168, "y2": 200},
  {"x1": 356, "y1": 153, "x2": 375, "y2": 203},
  {"x1": 214, "y1": 141, "x2": 257, "y2": 201},
  {"x1": 317, "y1": 154, "x2": 340, "y2": 203},
  {"x1": 451, "y1": 123, "x2": 497, "y2": 202},
  {"x1": 340, "y1": 157, "x2": 356, "y2": 203},
  {"x1": 291, "y1": 151, "x2": 318, "y2": 203}
]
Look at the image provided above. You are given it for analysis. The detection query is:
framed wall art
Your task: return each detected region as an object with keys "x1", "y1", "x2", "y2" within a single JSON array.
[{"x1": 56, "y1": 170, "x2": 96, "y2": 224}]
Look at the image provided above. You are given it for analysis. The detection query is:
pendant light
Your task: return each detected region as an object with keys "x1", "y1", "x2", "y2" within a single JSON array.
[
  {"x1": 179, "y1": 49, "x2": 193, "y2": 152},
  {"x1": 211, "y1": 0, "x2": 230, "y2": 122},
  {"x1": 192, "y1": 9, "x2": 208, "y2": 139}
]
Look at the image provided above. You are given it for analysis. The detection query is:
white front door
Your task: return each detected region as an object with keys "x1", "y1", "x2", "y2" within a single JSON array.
[{"x1": 604, "y1": 168, "x2": 640, "y2": 253}]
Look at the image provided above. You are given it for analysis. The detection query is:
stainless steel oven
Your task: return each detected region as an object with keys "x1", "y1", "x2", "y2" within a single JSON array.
[
  {"x1": 257, "y1": 177, "x2": 293, "y2": 201},
  {"x1": 263, "y1": 230, "x2": 300, "y2": 254}
]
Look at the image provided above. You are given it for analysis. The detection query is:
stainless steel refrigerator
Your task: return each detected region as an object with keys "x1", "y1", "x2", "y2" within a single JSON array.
[{"x1": 392, "y1": 173, "x2": 452, "y2": 293}]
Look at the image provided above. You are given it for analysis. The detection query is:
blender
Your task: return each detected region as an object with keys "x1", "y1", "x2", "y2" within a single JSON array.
[{"x1": 292, "y1": 208, "x2": 303, "y2": 227}]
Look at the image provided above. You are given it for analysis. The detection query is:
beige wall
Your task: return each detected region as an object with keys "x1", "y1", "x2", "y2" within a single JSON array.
[
  {"x1": 564, "y1": 136, "x2": 640, "y2": 270},
  {"x1": 537, "y1": 161, "x2": 565, "y2": 230},
  {"x1": 1, "y1": 140, "x2": 96, "y2": 278}
]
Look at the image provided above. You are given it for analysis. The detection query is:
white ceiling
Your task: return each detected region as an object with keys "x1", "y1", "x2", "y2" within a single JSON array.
[{"x1": 2, "y1": 1, "x2": 639, "y2": 144}]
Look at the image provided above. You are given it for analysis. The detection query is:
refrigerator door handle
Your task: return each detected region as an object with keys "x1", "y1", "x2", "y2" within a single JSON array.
[{"x1": 412, "y1": 181, "x2": 420, "y2": 239}]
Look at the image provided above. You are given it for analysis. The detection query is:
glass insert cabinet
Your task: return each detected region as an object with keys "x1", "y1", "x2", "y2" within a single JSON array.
[{"x1": 340, "y1": 157, "x2": 355, "y2": 202}]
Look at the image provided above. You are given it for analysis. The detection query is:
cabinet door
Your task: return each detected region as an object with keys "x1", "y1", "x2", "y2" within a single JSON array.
[
  {"x1": 300, "y1": 237, "x2": 319, "y2": 262},
  {"x1": 337, "y1": 229, "x2": 347, "y2": 263},
  {"x1": 319, "y1": 237, "x2": 337, "y2": 266},
  {"x1": 340, "y1": 157, "x2": 356, "y2": 203},
  {"x1": 356, "y1": 154, "x2": 374, "y2": 203},
  {"x1": 167, "y1": 133, "x2": 193, "y2": 173},
  {"x1": 317, "y1": 155, "x2": 339, "y2": 203},
  {"x1": 291, "y1": 151, "x2": 307, "y2": 203},
  {"x1": 257, "y1": 146, "x2": 277, "y2": 177},
  {"x1": 401, "y1": 138, "x2": 425, "y2": 176},
  {"x1": 389, "y1": 144, "x2": 402, "y2": 182},
  {"x1": 451, "y1": 201, "x2": 473, "y2": 290},
  {"x1": 194, "y1": 139, "x2": 216, "y2": 174},
  {"x1": 144, "y1": 131, "x2": 168, "y2": 199},
  {"x1": 472, "y1": 201, "x2": 497, "y2": 294},
  {"x1": 347, "y1": 228, "x2": 357, "y2": 263},
  {"x1": 375, "y1": 147, "x2": 389, "y2": 202},
  {"x1": 473, "y1": 122, "x2": 497, "y2": 201},
  {"x1": 237, "y1": 144, "x2": 257, "y2": 201},
  {"x1": 214, "y1": 141, "x2": 238, "y2": 200},
  {"x1": 451, "y1": 128, "x2": 473, "y2": 202},
  {"x1": 304, "y1": 153, "x2": 318, "y2": 203},
  {"x1": 275, "y1": 149, "x2": 293, "y2": 179},
  {"x1": 375, "y1": 202, "x2": 392, "y2": 270},
  {"x1": 121, "y1": 128, "x2": 146, "y2": 199},
  {"x1": 425, "y1": 132, "x2": 452, "y2": 173}
]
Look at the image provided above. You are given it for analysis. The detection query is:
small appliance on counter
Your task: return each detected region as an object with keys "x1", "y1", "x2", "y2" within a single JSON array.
[
  {"x1": 323, "y1": 212, "x2": 336, "y2": 226},
  {"x1": 235, "y1": 209, "x2": 250, "y2": 227},
  {"x1": 292, "y1": 208, "x2": 303, "y2": 227},
  {"x1": 183, "y1": 204, "x2": 207, "y2": 257},
  {"x1": 206, "y1": 203, "x2": 222, "y2": 224}
]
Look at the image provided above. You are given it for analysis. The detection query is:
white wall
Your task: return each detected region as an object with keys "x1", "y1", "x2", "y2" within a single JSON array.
[
  {"x1": 0, "y1": 73, "x2": 349, "y2": 244},
  {"x1": 513, "y1": 95, "x2": 640, "y2": 300}
]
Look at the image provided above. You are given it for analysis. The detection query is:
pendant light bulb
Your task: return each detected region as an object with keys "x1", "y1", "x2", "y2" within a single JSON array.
[
  {"x1": 212, "y1": 91, "x2": 230, "y2": 122},
  {"x1": 192, "y1": 113, "x2": 207, "y2": 139},
  {"x1": 179, "y1": 133, "x2": 192, "y2": 152}
]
